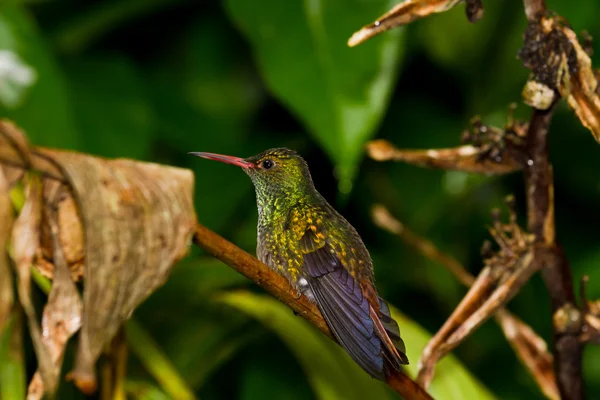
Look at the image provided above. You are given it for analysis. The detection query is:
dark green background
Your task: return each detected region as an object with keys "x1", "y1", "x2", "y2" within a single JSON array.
[{"x1": 1, "y1": 0, "x2": 599, "y2": 399}]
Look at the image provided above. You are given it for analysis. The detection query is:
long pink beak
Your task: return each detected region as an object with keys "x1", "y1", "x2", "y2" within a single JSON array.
[{"x1": 189, "y1": 152, "x2": 254, "y2": 168}]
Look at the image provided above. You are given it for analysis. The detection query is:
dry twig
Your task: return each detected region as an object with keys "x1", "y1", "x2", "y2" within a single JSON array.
[
  {"x1": 367, "y1": 112, "x2": 528, "y2": 175},
  {"x1": 348, "y1": 0, "x2": 483, "y2": 47},
  {"x1": 359, "y1": 0, "x2": 596, "y2": 397},
  {"x1": 373, "y1": 205, "x2": 559, "y2": 400}
]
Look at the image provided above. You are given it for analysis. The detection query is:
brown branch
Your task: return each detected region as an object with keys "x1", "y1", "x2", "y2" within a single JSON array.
[
  {"x1": 373, "y1": 205, "x2": 559, "y2": 399},
  {"x1": 347, "y1": 0, "x2": 465, "y2": 47},
  {"x1": 367, "y1": 112, "x2": 528, "y2": 174},
  {"x1": 524, "y1": 108, "x2": 583, "y2": 400},
  {"x1": 367, "y1": 140, "x2": 523, "y2": 174},
  {"x1": 193, "y1": 223, "x2": 434, "y2": 400}
]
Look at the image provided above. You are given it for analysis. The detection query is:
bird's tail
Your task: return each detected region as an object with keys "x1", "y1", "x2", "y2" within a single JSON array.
[{"x1": 375, "y1": 297, "x2": 409, "y2": 371}]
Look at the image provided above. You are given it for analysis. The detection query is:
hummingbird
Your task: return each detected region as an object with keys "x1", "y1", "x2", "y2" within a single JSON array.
[{"x1": 190, "y1": 148, "x2": 408, "y2": 379}]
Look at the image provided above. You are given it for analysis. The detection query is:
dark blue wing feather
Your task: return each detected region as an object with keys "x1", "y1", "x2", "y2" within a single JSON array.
[{"x1": 302, "y1": 242, "x2": 385, "y2": 379}]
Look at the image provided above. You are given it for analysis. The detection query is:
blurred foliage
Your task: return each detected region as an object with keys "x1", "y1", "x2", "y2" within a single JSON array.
[{"x1": 0, "y1": 0, "x2": 599, "y2": 399}]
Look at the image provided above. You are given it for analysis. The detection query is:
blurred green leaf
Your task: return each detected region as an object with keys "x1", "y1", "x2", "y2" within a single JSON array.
[
  {"x1": 0, "y1": 311, "x2": 26, "y2": 400},
  {"x1": 239, "y1": 357, "x2": 315, "y2": 400},
  {"x1": 0, "y1": 5, "x2": 80, "y2": 148},
  {"x1": 148, "y1": 16, "x2": 263, "y2": 230},
  {"x1": 389, "y1": 306, "x2": 497, "y2": 400},
  {"x1": 220, "y1": 291, "x2": 497, "y2": 400},
  {"x1": 225, "y1": 0, "x2": 404, "y2": 192},
  {"x1": 64, "y1": 56, "x2": 155, "y2": 159},
  {"x1": 417, "y1": 2, "x2": 529, "y2": 115},
  {"x1": 219, "y1": 291, "x2": 392, "y2": 400},
  {"x1": 126, "y1": 319, "x2": 197, "y2": 400},
  {"x1": 165, "y1": 257, "x2": 249, "y2": 296},
  {"x1": 126, "y1": 380, "x2": 171, "y2": 400},
  {"x1": 136, "y1": 257, "x2": 253, "y2": 388},
  {"x1": 52, "y1": 0, "x2": 182, "y2": 54},
  {"x1": 175, "y1": 322, "x2": 259, "y2": 389}
]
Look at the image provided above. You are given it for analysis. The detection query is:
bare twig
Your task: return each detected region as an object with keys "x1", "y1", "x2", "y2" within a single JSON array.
[
  {"x1": 193, "y1": 223, "x2": 434, "y2": 400},
  {"x1": 373, "y1": 204, "x2": 559, "y2": 399},
  {"x1": 348, "y1": 0, "x2": 465, "y2": 47},
  {"x1": 367, "y1": 114, "x2": 528, "y2": 174}
]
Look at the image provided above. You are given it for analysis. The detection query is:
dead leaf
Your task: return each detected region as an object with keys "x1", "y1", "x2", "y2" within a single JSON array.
[
  {"x1": 560, "y1": 23, "x2": 600, "y2": 142},
  {"x1": 519, "y1": 17, "x2": 600, "y2": 142},
  {"x1": 0, "y1": 168, "x2": 14, "y2": 334},
  {"x1": 0, "y1": 120, "x2": 197, "y2": 394},
  {"x1": 12, "y1": 177, "x2": 58, "y2": 395},
  {"x1": 27, "y1": 206, "x2": 83, "y2": 400},
  {"x1": 36, "y1": 181, "x2": 85, "y2": 281},
  {"x1": 43, "y1": 150, "x2": 197, "y2": 392}
]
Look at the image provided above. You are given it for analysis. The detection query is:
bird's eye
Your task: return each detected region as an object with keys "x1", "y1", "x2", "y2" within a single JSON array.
[{"x1": 262, "y1": 159, "x2": 274, "y2": 169}]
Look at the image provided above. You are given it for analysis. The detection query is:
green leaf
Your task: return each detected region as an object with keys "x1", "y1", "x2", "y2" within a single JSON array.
[
  {"x1": 0, "y1": 6, "x2": 80, "y2": 149},
  {"x1": 0, "y1": 311, "x2": 26, "y2": 400},
  {"x1": 219, "y1": 291, "x2": 497, "y2": 400},
  {"x1": 147, "y1": 16, "x2": 264, "y2": 230},
  {"x1": 52, "y1": 0, "x2": 183, "y2": 54},
  {"x1": 219, "y1": 291, "x2": 392, "y2": 400},
  {"x1": 239, "y1": 356, "x2": 315, "y2": 400},
  {"x1": 136, "y1": 257, "x2": 254, "y2": 388},
  {"x1": 126, "y1": 319, "x2": 197, "y2": 400},
  {"x1": 389, "y1": 306, "x2": 497, "y2": 400},
  {"x1": 224, "y1": 0, "x2": 404, "y2": 192},
  {"x1": 126, "y1": 381, "x2": 171, "y2": 400},
  {"x1": 64, "y1": 56, "x2": 155, "y2": 159}
]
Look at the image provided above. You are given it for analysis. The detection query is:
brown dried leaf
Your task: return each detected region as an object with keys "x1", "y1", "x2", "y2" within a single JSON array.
[
  {"x1": 42, "y1": 150, "x2": 197, "y2": 393},
  {"x1": 12, "y1": 177, "x2": 58, "y2": 395},
  {"x1": 36, "y1": 181, "x2": 85, "y2": 282},
  {"x1": 27, "y1": 209, "x2": 83, "y2": 400},
  {"x1": 0, "y1": 168, "x2": 13, "y2": 334},
  {"x1": 560, "y1": 25, "x2": 600, "y2": 142},
  {"x1": 519, "y1": 18, "x2": 600, "y2": 142},
  {"x1": 0, "y1": 120, "x2": 197, "y2": 394},
  {"x1": 348, "y1": 0, "x2": 463, "y2": 47}
]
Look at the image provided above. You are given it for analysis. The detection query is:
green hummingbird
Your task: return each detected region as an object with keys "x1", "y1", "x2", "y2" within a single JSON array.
[{"x1": 191, "y1": 148, "x2": 408, "y2": 379}]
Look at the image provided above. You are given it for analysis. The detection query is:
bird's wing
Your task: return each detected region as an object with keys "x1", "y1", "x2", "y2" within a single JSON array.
[{"x1": 299, "y1": 227, "x2": 407, "y2": 379}]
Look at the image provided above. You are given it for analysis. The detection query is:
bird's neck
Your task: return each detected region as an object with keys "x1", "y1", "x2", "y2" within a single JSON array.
[{"x1": 254, "y1": 184, "x2": 320, "y2": 224}]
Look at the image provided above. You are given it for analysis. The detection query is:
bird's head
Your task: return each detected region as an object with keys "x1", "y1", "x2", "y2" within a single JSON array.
[{"x1": 190, "y1": 148, "x2": 315, "y2": 203}]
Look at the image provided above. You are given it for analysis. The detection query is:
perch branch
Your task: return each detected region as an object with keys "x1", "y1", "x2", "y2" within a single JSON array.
[{"x1": 193, "y1": 223, "x2": 434, "y2": 400}]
